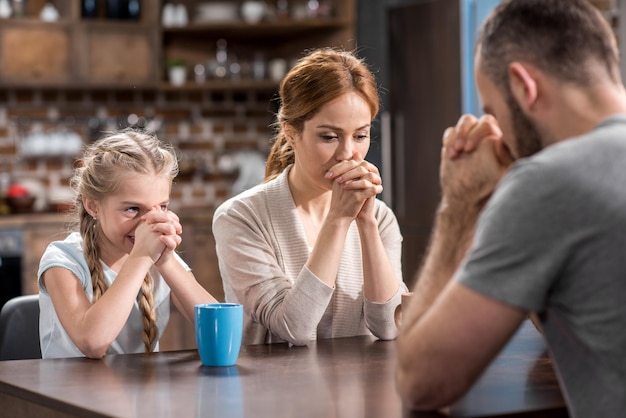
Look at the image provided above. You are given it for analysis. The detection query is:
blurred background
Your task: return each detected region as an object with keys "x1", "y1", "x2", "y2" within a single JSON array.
[{"x1": 0, "y1": 0, "x2": 619, "y2": 349}]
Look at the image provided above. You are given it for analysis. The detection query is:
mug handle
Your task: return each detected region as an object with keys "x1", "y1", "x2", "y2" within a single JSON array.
[{"x1": 394, "y1": 303, "x2": 403, "y2": 328}]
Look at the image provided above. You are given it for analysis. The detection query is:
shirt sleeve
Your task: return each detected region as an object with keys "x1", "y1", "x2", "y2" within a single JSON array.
[{"x1": 38, "y1": 238, "x2": 91, "y2": 295}]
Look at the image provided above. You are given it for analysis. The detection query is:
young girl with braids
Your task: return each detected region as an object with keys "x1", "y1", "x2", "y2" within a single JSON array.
[{"x1": 38, "y1": 129, "x2": 217, "y2": 359}]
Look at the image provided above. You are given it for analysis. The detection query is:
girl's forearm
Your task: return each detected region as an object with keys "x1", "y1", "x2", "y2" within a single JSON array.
[{"x1": 158, "y1": 257, "x2": 217, "y2": 321}]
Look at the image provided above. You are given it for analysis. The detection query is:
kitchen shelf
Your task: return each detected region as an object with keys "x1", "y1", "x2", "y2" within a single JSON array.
[
  {"x1": 159, "y1": 79, "x2": 279, "y2": 92},
  {"x1": 0, "y1": 17, "x2": 74, "y2": 25},
  {"x1": 161, "y1": 18, "x2": 349, "y2": 37}
]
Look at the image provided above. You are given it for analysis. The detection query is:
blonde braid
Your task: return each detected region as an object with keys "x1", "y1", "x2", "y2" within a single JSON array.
[
  {"x1": 139, "y1": 273, "x2": 157, "y2": 352},
  {"x1": 79, "y1": 208, "x2": 108, "y2": 301}
]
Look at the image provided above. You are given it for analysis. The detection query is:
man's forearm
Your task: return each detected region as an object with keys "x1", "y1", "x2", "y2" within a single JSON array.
[{"x1": 402, "y1": 202, "x2": 479, "y2": 325}]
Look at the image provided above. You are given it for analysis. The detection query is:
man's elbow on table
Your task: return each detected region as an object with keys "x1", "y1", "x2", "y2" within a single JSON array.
[
  {"x1": 396, "y1": 337, "x2": 472, "y2": 411},
  {"x1": 396, "y1": 363, "x2": 465, "y2": 410}
]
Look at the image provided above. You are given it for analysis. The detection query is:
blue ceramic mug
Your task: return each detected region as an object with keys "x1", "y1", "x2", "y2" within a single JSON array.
[{"x1": 194, "y1": 303, "x2": 243, "y2": 366}]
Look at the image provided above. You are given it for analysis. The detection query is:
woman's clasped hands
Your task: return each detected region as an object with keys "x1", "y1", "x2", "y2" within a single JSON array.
[
  {"x1": 132, "y1": 206, "x2": 182, "y2": 266},
  {"x1": 326, "y1": 152, "x2": 383, "y2": 221}
]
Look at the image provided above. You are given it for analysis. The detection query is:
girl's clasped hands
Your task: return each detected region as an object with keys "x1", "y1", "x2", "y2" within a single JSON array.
[{"x1": 134, "y1": 206, "x2": 183, "y2": 266}]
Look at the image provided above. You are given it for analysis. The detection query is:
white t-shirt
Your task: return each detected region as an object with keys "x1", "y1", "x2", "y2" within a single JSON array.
[{"x1": 38, "y1": 232, "x2": 189, "y2": 359}]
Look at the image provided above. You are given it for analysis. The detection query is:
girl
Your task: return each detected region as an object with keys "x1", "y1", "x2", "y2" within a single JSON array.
[
  {"x1": 38, "y1": 129, "x2": 217, "y2": 358},
  {"x1": 213, "y1": 48, "x2": 407, "y2": 345}
]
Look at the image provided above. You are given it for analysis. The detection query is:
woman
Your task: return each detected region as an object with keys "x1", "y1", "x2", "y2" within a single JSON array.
[{"x1": 213, "y1": 48, "x2": 406, "y2": 345}]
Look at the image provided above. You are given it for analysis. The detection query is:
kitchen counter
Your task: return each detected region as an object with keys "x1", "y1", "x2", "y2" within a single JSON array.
[{"x1": 0, "y1": 212, "x2": 74, "y2": 228}]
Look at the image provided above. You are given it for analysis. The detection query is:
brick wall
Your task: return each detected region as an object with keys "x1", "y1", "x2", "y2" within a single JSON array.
[{"x1": 0, "y1": 87, "x2": 276, "y2": 212}]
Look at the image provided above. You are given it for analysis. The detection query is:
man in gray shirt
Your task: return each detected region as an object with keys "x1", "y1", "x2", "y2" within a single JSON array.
[{"x1": 396, "y1": 1, "x2": 626, "y2": 417}]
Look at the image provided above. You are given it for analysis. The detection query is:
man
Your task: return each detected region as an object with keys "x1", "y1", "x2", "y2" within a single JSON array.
[{"x1": 395, "y1": 1, "x2": 626, "y2": 417}]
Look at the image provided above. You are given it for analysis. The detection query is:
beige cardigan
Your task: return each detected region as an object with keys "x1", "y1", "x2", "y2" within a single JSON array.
[{"x1": 212, "y1": 166, "x2": 406, "y2": 345}]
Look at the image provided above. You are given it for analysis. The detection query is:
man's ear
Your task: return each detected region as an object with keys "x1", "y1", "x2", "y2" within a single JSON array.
[{"x1": 508, "y1": 62, "x2": 538, "y2": 112}]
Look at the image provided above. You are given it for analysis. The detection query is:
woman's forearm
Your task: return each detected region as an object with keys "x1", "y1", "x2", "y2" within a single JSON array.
[{"x1": 358, "y1": 217, "x2": 400, "y2": 302}]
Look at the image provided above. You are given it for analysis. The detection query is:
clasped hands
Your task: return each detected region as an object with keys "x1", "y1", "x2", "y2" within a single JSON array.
[
  {"x1": 325, "y1": 152, "x2": 383, "y2": 221},
  {"x1": 441, "y1": 114, "x2": 514, "y2": 212},
  {"x1": 132, "y1": 206, "x2": 182, "y2": 265}
]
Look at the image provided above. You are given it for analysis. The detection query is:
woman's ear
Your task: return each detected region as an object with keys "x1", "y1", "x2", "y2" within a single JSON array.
[
  {"x1": 508, "y1": 62, "x2": 538, "y2": 112},
  {"x1": 283, "y1": 123, "x2": 297, "y2": 147}
]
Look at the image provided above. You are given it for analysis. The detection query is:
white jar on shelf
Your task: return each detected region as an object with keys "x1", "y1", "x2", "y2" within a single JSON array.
[
  {"x1": 168, "y1": 65, "x2": 187, "y2": 86},
  {"x1": 241, "y1": 1, "x2": 266, "y2": 24}
]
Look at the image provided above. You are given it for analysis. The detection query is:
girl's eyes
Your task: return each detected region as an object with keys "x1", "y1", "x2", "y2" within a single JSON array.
[{"x1": 125, "y1": 205, "x2": 168, "y2": 214}]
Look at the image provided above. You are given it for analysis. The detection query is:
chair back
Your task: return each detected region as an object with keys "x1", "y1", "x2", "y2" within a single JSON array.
[{"x1": 0, "y1": 294, "x2": 41, "y2": 360}]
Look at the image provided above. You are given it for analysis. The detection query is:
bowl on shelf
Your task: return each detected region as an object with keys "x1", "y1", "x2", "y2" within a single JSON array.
[{"x1": 6, "y1": 195, "x2": 36, "y2": 214}]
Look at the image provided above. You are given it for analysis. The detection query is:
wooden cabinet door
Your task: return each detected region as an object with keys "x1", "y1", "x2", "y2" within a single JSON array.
[
  {"x1": 388, "y1": 0, "x2": 462, "y2": 288},
  {"x1": 177, "y1": 216, "x2": 224, "y2": 302},
  {"x1": 81, "y1": 27, "x2": 157, "y2": 86},
  {"x1": 0, "y1": 23, "x2": 72, "y2": 84},
  {"x1": 22, "y1": 222, "x2": 67, "y2": 296},
  {"x1": 160, "y1": 213, "x2": 224, "y2": 351}
]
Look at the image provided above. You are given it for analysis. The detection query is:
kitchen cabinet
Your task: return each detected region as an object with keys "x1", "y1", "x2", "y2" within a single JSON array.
[
  {"x1": 162, "y1": 209, "x2": 224, "y2": 350},
  {"x1": 159, "y1": 0, "x2": 355, "y2": 89},
  {"x1": 177, "y1": 211, "x2": 224, "y2": 302},
  {"x1": 79, "y1": 24, "x2": 158, "y2": 86},
  {"x1": 0, "y1": 21, "x2": 75, "y2": 85},
  {"x1": 0, "y1": 0, "x2": 159, "y2": 88},
  {"x1": 22, "y1": 218, "x2": 69, "y2": 295},
  {"x1": 0, "y1": 0, "x2": 355, "y2": 90}
]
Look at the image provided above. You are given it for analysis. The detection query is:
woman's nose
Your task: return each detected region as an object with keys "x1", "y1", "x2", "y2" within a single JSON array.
[{"x1": 335, "y1": 139, "x2": 353, "y2": 160}]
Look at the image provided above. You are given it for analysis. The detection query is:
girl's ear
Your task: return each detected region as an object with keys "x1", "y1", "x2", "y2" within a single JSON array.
[{"x1": 83, "y1": 197, "x2": 99, "y2": 219}]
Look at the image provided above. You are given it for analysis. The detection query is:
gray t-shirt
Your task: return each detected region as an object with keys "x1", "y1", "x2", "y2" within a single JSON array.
[{"x1": 457, "y1": 116, "x2": 626, "y2": 418}]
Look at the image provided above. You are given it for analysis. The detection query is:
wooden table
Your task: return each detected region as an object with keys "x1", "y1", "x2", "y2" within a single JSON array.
[{"x1": 0, "y1": 321, "x2": 567, "y2": 418}]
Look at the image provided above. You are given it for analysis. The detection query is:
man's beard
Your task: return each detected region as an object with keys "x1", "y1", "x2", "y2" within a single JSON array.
[{"x1": 507, "y1": 94, "x2": 544, "y2": 159}]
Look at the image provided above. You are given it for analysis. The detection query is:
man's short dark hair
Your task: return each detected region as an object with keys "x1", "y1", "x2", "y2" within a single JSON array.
[{"x1": 477, "y1": 0, "x2": 620, "y2": 89}]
